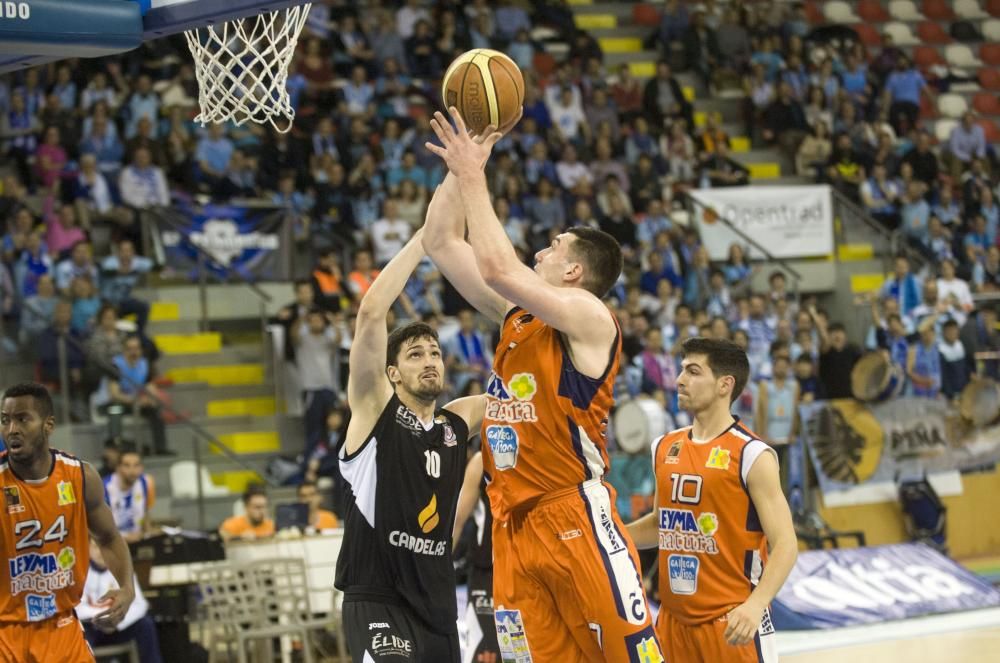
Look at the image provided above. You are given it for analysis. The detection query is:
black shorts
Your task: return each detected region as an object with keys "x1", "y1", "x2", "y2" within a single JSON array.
[
  {"x1": 465, "y1": 566, "x2": 500, "y2": 662},
  {"x1": 343, "y1": 599, "x2": 460, "y2": 663}
]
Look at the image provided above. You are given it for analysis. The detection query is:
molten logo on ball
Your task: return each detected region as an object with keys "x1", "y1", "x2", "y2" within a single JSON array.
[{"x1": 466, "y1": 81, "x2": 486, "y2": 128}]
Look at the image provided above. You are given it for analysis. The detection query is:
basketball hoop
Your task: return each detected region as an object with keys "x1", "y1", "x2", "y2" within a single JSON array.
[{"x1": 184, "y1": 3, "x2": 311, "y2": 133}]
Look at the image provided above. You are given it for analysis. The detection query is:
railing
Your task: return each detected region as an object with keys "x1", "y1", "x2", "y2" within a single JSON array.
[
  {"x1": 685, "y1": 193, "x2": 804, "y2": 301},
  {"x1": 829, "y1": 187, "x2": 926, "y2": 274}
]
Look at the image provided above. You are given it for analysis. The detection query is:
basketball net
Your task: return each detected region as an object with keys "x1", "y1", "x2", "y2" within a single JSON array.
[{"x1": 184, "y1": 4, "x2": 311, "y2": 133}]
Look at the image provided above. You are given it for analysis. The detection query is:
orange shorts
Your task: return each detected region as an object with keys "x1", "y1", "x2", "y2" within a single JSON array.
[
  {"x1": 656, "y1": 606, "x2": 778, "y2": 663},
  {"x1": 492, "y1": 480, "x2": 663, "y2": 663},
  {"x1": 0, "y1": 611, "x2": 94, "y2": 663}
]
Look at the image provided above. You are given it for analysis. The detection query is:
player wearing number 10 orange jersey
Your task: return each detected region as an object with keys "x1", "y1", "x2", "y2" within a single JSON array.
[
  {"x1": 0, "y1": 383, "x2": 135, "y2": 663},
  {"x1": 424, "y1": 109, "x2": 662, "y2": 662},
  {"x1": 627, "y1": 338, "x2": 798, "y2": 663}
]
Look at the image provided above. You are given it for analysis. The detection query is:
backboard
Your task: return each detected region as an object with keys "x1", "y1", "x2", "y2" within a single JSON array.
[{"x1": 0, "y1": 0, "x2": 309, "y2": 74}]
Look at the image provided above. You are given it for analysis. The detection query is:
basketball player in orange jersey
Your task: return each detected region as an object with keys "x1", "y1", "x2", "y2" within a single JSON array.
[
  {"x1": 424, "y1": 108, "x2": 663, "y2": 662},
  {"x1": 627, "y1": 338, "x2": 797, "y2": 663},
  {"x1": 1, "y1": 382, "x2": 135, "y2": 662}
]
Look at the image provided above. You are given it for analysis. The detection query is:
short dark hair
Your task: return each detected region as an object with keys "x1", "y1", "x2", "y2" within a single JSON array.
[
  {"x1": 942, "y1": 318, "x2": 959, "y2": 330},
  {"x1": 297, "y1": 480, "x2": 317, "y2": 495},
  {"x1": 294, "y1": 278, "x2": 312, "y2": 289},
  {"x1": 2, "y1": 382, "x2": 54, "y2": 419},
  {"x1": 566, "y1": 227, "x2": 623, "y2": 298},
  {"x1": 681, "y1": 337, "x2": 750, "y2": 403},
  {"x1": 768, "y1": 270, "x2": 786, "y2": 284},
  {"x1": 795, "y1": 354, "x2": 813, "y2": 365},
  {"x1": 386, "y1": 322, "x2": 440, "y2": 369},
  {"x1": 828, "y1": 322, "x2": 847, "y2": 334},
  {"x1": 243, "y1": 483, "x2": 267, "y2": 504}
]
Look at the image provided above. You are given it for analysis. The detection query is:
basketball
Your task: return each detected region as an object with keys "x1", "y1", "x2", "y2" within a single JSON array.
[{"x1": 441, "y1": 49, "x2": 524, "y2": 135}]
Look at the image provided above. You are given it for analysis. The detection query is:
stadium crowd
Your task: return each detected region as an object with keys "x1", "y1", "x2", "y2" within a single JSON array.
[{"x1": 0, "y1": 0, "x2": 998, "y2": 476}]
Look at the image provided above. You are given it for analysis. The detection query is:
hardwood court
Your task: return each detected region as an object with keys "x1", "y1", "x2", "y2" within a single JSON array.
[{"x1": 778, "y1": 608, "x2": 1000, "y2": 663}]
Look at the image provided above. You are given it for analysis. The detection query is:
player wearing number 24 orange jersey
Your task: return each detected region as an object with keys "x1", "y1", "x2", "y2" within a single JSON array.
[
  {"x1": 627, "y1": 338, "x2": 798, "y2": 663},
  {"x1": 424, "y1": 108, "x2": 662, "y2": 662},
  {"x1": 0, "y1": 383, "x2": 135, "y2": 663}
]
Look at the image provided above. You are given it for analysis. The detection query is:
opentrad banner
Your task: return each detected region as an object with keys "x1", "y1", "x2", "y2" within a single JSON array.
[
  {"x1": 772, "y1": 543, "x2": 1000, "y2": 630},
  {"x1": 691, "y1": 185, "x2": 833, "y2": 260}
]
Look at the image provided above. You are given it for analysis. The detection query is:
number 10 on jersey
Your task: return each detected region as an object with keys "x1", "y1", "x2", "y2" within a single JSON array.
[{"x1": 425, "y1": 450, "x2": 441, "y2": 478}]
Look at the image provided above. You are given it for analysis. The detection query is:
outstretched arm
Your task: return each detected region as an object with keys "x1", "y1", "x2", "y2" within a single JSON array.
[
  {"x1": 345, "y1": 231, "x2": 427, "y2": 455},
  {"x1": 453, "y1": 451, "x2": 484, "y2": 549},
  {"x1": 426, "y1": 108, "x2": 613, "y2": 348},
  {"x1": 84, "y1": 462, "x2": 135, "y2": 631},
  {"x1": 422, "y1": 174, "x2": 509, "y2": 323}
]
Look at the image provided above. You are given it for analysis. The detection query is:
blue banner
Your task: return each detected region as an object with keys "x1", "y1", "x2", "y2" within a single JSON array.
[
  {"x1": 158, "y1": 204, "x2": 288, "y2": 281},
  {"x1": 772, "y1": 543, "x2": 1000, "y2": 630}
]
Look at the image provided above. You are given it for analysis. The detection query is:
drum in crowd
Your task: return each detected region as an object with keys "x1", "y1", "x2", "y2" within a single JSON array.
[
  {"x1": 851, "y1": 351, "x2": 906, "y2": 403},
  {"x1": 612, "y1": 397, "x2": 672, "y2": 454}
]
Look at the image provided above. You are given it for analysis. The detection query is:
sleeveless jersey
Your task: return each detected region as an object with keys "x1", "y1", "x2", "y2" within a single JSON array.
[
  {"x1": 764, "y1": 380, "x2": 795, "y2": 444},
  {"x1": 103, "y1": 473, "x2": 153, "y2": 537},
  {"x1": 652, "y1": 421, "x2": 774, "y2": 625},
  {"x1": 0, "y1": 449, "x2": 90, "y2": 623},
  {"x1": 482, "y1": 307, "x2": 620, "y2": 520},
  {"x1": 335, "y1": 393, "x2": 469, "y2": 634}
]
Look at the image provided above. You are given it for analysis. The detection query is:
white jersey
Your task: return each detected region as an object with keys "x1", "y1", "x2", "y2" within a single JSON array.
[{"x1": 102, "y1": 474, "x2": 153, "y2": 536}]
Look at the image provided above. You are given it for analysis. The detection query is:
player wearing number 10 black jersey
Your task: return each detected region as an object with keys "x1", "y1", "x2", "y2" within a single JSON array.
[{"x1": 336, "y1": 206, "x2": 485, "y2": 662}]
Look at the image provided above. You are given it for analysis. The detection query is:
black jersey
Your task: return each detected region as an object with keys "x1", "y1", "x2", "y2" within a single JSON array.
[
  {"x1": 470, "y1": 475, "x2": 494, "y2": 570},
  {"x1": 336, "y1": 393, "x2": 469, "y2": 633}
]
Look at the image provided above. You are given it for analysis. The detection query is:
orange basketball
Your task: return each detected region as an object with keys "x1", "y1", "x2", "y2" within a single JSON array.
[{"x1": 441, "y1": 49, "x2": 524, "y2": 135}]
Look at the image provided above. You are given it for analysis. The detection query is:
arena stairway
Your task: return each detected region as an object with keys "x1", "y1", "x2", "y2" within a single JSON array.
[
  {"x1": 51, "y1": 281, "x2": 306, "y2": 531},
  {"x1": 568, "y1": 0, "x2": 800, "y2": 184}
]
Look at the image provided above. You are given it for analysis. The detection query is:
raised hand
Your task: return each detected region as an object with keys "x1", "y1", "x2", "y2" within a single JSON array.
[{"x1": 424, "y1": 107, "x2": 503, "y2": 178}]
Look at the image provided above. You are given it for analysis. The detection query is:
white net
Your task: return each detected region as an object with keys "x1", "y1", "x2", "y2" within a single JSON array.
[{"x1": 184, "y1": 4, "x2": 311, "y2": 133}]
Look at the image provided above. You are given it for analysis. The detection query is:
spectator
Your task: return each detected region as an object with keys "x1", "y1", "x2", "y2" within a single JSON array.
[
  {"x1": 826, "y1": 132, "x2": 867, "y2": 201},
  {"x1": 346, "y1": 248, "x2": 380, "y2": 301},
  {"x1": 292, "y1": 307, "x2": 340, "y2": 448},
  {"x1": 937, "y1": 258, "x2": 974, "y2": 312},
  {"x1": 762, "y1": 82, "x2": 808, "y2": 161},
  {"x1": 46, "y1": 201, "x2": 87, "y2": 260},
  {"x1": 51, "y1": 64, "x2": 78, "y2": 110},
  {"x1": 908, "y1": 317, "x2": 941, "y2": 398},
  {"x1": 103, "y1": 445, "x2": 156, "y2": 542},
  {"x1": 217, "y1": 149, "x2": 257, "y2": 199},
  {"x1": 69, "y1": 275, "x2": 101, "y2": 334},
  {"x1": 79, "y1": 113, "x2": 125, "y2": 179},
  {"x1": 443, "y1": 308, "x2": 492, "y2": 395},
  {"x1": 406, "y1": 20, "x2": 439, "y2": 78},
  {"x1": 659, "y1": 0, "x2": 690, "y2": 43},
  {"x1": 883, "y1": 55, "x2": 933, "y2": 135},
  {"x1": 36, "y1": 298, "x2": 87, "y2": 399},
  {"x1": 119, "y1": 146, "x2": 170, "y2": 209},
  {"x1": 125, "y1": 116, "x2": 167, "y2": 168},
  {"x1": 705, "y1": 269, "x2": 733, "y2": 319},
  {"x1": 55, "y1": 241, "x2": 100, "y2": 295},
  {"x1": 74, "y1": 153, "x2": 128, "y2": 231},
  {"x1": 973, "y1": 246, "x2": 1000, "y2": 292},
  {"x1": 34, "y1": 126, "x2": 68, "y2": 192},
  {"x1": 939, "y1": 319, "x2": 971, "y2": 400},
  {"x1": 624, "y1": 116, "x2": 661, "y2": 167},
  {"x1": 124, "y1": 75, "x2": 160, "y2": 139},
  {"x1": 964, "y1": 214, "x2": 991, "y2": 267},
  {"x1": 932, "y1": 185, "x2": 962, "y2": 228},
  {"x1": 86, "y1": 303, "x2": 126, "y2": 374},
  {"x1": 396, "y1": 0, "x2": 430, "y2": 40},
  {"x1": 220, "y1": 484, "x2": 275, "y2": 542},
  {"x1": 683, "y1": 10, "x2": 720, "y2": 90},
  {"x1": 548, "y1": 85, "x2": 589, "y2": 146},
  {"x1": 716, "y1": 8, "x2": 751, "y2": 72},
  {"x1": 15, "y1": 227, "x2": 53, "y2": 298},
  {"x1": 860, "y1": 162, "x2": 902, "y2": 230},
  {"x1": 803, "y1": 86, "x2": 832, "y2": 134},
  {"x1": 331, "y1": 15, "x2": 373, "y2": 76},
  {"x1": 812, "y1": 307, "x2": 862, "y2": 399},
  {"x1": 945, "y1": 112, "x2": 987, "y2": 181},
  {"x1": 796, "y1": 121, "x2": 832, "y2": 178},
  {"x1": 371, "y1": 198, "x2": 412, "y2": 267},
  {"x1": 643, "y1": 62, "x2": 692, "y2": 130},
  {"x1": 20, "y1": 274, "x2": 57, "y2": 344},
  {"x1": 902, "y1": 131, "x2": 940, "y2": 187},
  {"x1": 370, "y1": 9, "x2": 407, "y2": 70},
  {"x1": 756, "y1": 349, "x2": 796, "y2": 473},
  {"x1": 882, "y1": 254, "x2": 923, "y2": 319},
  {"x1": 101, "y1": 239, "x2": 152, "y2": 331},
  {"x1": 96, "y1": 334, "x2": 169, "y2": 455},
  {"x1": 78, "y1": 539, "x2": 163, "y2": 663},
  {"x1": 793, "y1": 352, "x2": 819, "y2": 403},
  {"x1": 297, "y1": 480, "x2": 339, "y2": 530},
  {"x1": 80, "y1": 71, "x2": 121, "y2": 112},
  {"x1": 2, "y1": 93, "x2": 41, "y2": 186},
  {"x1": 610, "y1": 64, "x2": 644, "y2": 120},
  {"x1": 494, "y1": 0, "x2": 531, "y2": 42},
  {"x1": 702, "y1": 142, "x2": 749, "y2": 187},
  {"x1": 637, "y1": 326, "x2": 678, "y2": 403},
  {"x1": 555, "y1": 144, "x2": 593, "y2": 193},
  {"x1": 664, "y1": 121, "x2": 698, "y2": 185}
]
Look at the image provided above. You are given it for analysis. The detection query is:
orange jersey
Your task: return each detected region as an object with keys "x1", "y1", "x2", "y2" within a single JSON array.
[
  {"x1": 482, "y1": 307, "x2": 620, "y2": 520},
  {"x1": 0, "y1": 450, "x2": 90, "y2": 624},
  {"x1": 653, "y1": 421, "x2": 774, "y2": 625}
]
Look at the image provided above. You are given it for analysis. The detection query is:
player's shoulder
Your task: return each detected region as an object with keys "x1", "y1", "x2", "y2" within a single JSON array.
[
  {"x1": 724, "y1": 421, "x2": 764, "y2": 447},
  {"x1": 651, "y1": 426, "x2": 692, "y2": 460}
]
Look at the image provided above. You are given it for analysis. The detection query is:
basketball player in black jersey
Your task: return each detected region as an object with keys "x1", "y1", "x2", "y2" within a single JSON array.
[
  {"x1": 453, "y1": 451, "x2": 499, "y2": 663},
  {"x1": 336, "y1": 221, "x2": 486, "y2": 662}
]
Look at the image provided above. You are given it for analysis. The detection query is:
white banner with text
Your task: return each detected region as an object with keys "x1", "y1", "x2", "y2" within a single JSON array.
[{"x1": 692, "y1": 185, "x2": 834, "y2": 260}]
